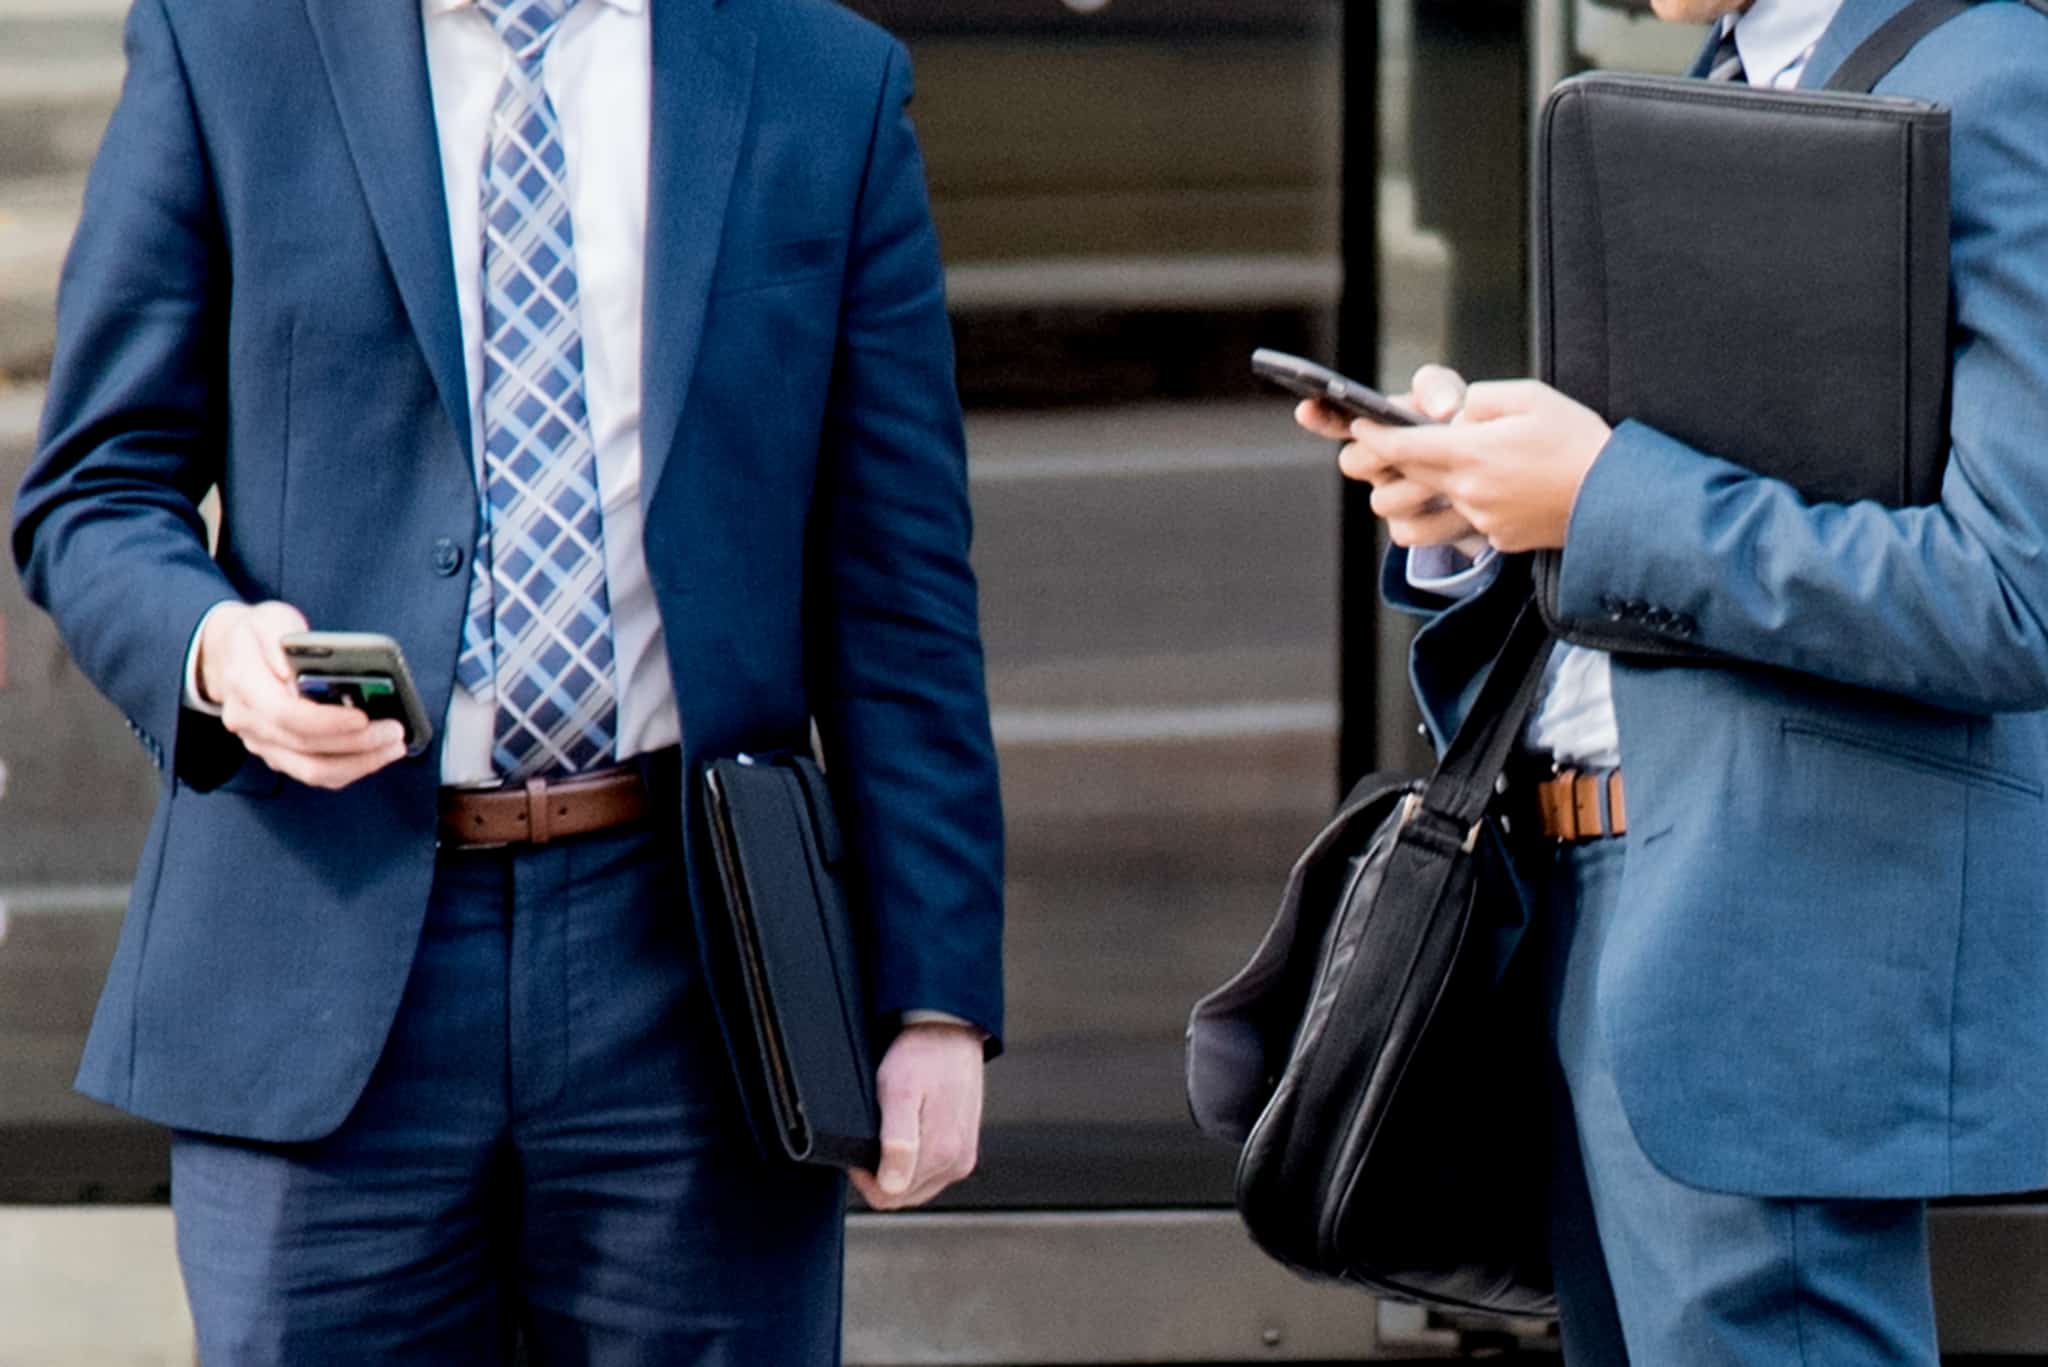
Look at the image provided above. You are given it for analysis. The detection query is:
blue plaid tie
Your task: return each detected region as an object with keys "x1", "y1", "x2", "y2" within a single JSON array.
[
  {"x1": 454, "y1": 0, "x2": 617, "y2": 779},
  {"x1": 1708, "y1": 23, "x2": 1748, "y2": 83}
]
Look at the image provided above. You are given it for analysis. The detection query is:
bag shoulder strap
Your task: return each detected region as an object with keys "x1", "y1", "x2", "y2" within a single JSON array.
[
  {"x1": 1420, "y1": 599, "x2": 1554, "y2": 829},
  {"x1": 1822, "y1": 0, "x2": 2025, "y2": 93}
]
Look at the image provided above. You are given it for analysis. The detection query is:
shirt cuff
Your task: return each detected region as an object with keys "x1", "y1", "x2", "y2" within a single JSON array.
[
  {"x1": 901, "y1": 1010, "x2": 989, "y2": 1041},
  {"x1": 1406, "y1": 543, "x2": 1499, "y2": 599},
  {"x1": 182, "y1": 600, "x2": 239, "y2": 716}
]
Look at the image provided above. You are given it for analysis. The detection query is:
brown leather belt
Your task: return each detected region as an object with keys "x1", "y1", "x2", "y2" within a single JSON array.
[
  {"x1": 1532, "y1": 768, "x2": 1627, "y2": 842},
  {"x1": 438, "y1": 764, "x2": 651, "y2": 849}
]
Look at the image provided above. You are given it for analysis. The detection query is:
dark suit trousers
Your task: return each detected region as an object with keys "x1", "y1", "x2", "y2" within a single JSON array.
[{"x1": 168, "y1": 819, "x2": 846, "y2": 1366}]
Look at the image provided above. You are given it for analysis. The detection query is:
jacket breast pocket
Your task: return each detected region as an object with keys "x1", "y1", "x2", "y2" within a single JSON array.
[{"x1": 712, "y1": 234, "x2": 846, "y2": 298}]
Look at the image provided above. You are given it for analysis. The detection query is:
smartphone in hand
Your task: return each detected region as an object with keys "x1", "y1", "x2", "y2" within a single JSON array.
[
  {"x1": 282, "y1": 631, "x2": 435, "y2": 757},
  {"x1": 1252, "y1": 348, "x2": 1435, "y2": 428}
]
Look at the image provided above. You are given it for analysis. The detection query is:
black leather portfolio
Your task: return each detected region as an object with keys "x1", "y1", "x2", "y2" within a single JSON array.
[
  {"x1": 1533, "y1": 64, "x2": 1953, "y2": 654},
  {"x1": 701, "y1": 753, "x2": 880, "y2": 1171}
]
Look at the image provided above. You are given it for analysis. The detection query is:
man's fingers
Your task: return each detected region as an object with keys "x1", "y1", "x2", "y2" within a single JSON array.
[
  {"x1": 236, "y1": 714, "x2": 404, "y2": 759},
  {"x1": 1369, "y1": 478, "x2": 1453, "y2": 523},
  {"x1": 1456, "y1": 379, "x2": 1550, "y2": 424},
  {"x1": 856, "y1": 1023, "x2": 986, "y2": 1210},
  {"x1": 1294, "y1": 398, "x2": 1355, "y2": 442},
  {"x1": 202, "y1": 600, "x2": 410, "y2": 791},
  {"x1": 895, "y1": 1096, "x2": 978, "y2": 1208},
  {"x1": 225, "y1": 689, "x2": 390, "y2": 750},
  {"x1": 249, "y1": 739, "x2": 409, "y2": 792},
  {"x1": 222, "y1": 668, "x2": 406, "y2": 781},
  {"x1": 849, "y1": 1170, "x2": 890, "y2": 1208},
  {"x1": 1387, "y1": 508, "x2": 1481, "y2": 550},
  {"x1": 852, "y1": 1141, "x2": 921, "y2": 1212},
  {"x1": 1340, "y1": 424, "x2": 1464, "y2": 484},
  {"x1": 269, "y1": 692, "x2": 390, "y2": 739},
  {"x1": 1409, "y1": 364, "x2": 1469, "y2": 422}
]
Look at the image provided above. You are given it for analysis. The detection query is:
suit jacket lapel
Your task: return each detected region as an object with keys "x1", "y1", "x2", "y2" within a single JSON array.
[
  {"x1": 302, "y1": 0, "x2": 472, "y2": 468},
  {"x1": 1685, "y1": 22, "x2": 1721, "y2": 77},
  {"x1": 641, "y1": 0, "x2": 758, "y2": 505}
]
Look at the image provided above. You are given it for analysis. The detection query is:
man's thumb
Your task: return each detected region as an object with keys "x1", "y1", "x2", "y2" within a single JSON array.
[
  {"x1": 251, "y1": 601, "x2": 311, "y2": 682},
  {"x1": 876, "y1": 1087, "x2": 921, "y2": 1195},
  {"x1": 877, "y1": 1134, "x2": 918, "y2": 1195}
]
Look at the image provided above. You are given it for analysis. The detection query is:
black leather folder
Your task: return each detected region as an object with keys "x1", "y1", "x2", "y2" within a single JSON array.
[
  {"x1": 1533, "y1": 69, "x2": 1952, "y2": 656},
  {"x1": 701, "y1": 753, "x2": 880, "y2": 1171}
]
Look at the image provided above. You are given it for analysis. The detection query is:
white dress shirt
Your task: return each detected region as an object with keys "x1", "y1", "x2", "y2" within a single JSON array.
[
  {"x1": 188, "y1": 0, "x2": 679, "y2": 785},
  {"x1": 1413, "y1": 0, "x2": 1845, "y2": 768}
]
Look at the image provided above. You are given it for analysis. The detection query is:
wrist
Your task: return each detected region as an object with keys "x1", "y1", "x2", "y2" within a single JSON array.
[
  {"x1": 195, "y1": 602, "x2": 250, "y2": 706},
  {"x1": 901, "y1": 1019, "x2": 984, "y2": 1042}
]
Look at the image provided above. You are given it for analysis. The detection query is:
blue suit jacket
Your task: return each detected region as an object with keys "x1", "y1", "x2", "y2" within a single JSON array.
[
  {"x1": 11, "y1": 0, "x2": 1004, "y2": 1142},
  {"x1": 1394, "y1": 0, "x2": 2048, "y2": 1200}
]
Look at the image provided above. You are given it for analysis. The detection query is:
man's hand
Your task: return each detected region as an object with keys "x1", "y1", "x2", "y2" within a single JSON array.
[
  {"x1": 196, "y1": 601, "x2": 409, "y2": 790},
  {"x1": 1336, "y1": 374, "x2": 1613, "y2": 554},
  {"x1": 1295, "y1": 366, "x2": 1487, "y2": 555},
  {"x1": 850, "y1": 1021, "x2": 985, "y2": 1211}
]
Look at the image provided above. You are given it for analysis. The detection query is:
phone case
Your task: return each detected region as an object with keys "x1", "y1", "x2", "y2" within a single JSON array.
[
  {"x1": 282, "y1": 631, "x2": 435, "y2": 756},
  {"x1": 1251, "y1": 349, "x2": 1426, "y2": 427}
]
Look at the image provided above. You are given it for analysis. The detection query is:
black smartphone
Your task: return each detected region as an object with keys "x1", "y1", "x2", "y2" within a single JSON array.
[
  {"x1": 282, "y1": 631, "x2": 435, "y2": 757},
  {"x1": 1252, "y1": 348, "x2": 1433, "y2": 427}
]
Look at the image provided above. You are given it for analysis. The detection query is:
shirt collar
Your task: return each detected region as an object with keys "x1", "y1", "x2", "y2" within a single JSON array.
[
  {"x1": 1728, "y1": 0, "x2": 1845, "y2": 85},
  {"x1": 424, "y1": 0, "x2": 644, "y2": 17}
]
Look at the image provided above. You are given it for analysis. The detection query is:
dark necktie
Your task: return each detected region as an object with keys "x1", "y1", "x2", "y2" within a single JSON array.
[{"x1": 1708, "y1": 24, "x2": 1748, "y2": 83}]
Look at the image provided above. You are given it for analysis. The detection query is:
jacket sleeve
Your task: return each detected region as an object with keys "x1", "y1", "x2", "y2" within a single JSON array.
[
  {"x1": 806, "y1": 41, "x2": 1004, "y2": 1050},
  {"x1": 1555, "y1": 43, "x2": 2048, "y2": 715},
  {"x1": 10, "y1": 0, "x2": 244, "y2": 788}
]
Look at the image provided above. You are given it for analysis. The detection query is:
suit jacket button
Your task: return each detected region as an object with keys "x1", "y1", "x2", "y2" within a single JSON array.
[{"x1": 432, "y1": 538, "x2": 465, "y2": 577}]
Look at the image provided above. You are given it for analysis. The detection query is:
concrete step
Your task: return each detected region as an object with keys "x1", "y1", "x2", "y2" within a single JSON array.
[
  {"x1": 0, "y1": 174, "x2": 82, "y2": 379},
  {"x1": 0, "y1": 1209, "x2": 195, "y2": 1367},
  {"x1": 0, "y1": 2, "x2": 122, "y2": 372},
  {"x1": 0, "y1": 0, "x2": 129, "y2": 17},
  {"x1": 0, "y1": 11, "x2": 124, "y2": 181}
]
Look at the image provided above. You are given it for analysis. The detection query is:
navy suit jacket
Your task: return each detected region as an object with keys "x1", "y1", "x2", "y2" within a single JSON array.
[
  {"x1": 12, "y1": 0, "x2": 1004, "y2": 1142},
  {"x1": 1394, "y1": 0, "x2": 2048, "y2": 1200}
]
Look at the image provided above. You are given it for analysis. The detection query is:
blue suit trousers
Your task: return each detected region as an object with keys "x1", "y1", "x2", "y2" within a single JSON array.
[
  {"x1": 169, "y1": 820, "x2": 845, "y2": 1365},
  {"x1": 1541, "y1": 840, "x2": 1939, "y2": 1366}
]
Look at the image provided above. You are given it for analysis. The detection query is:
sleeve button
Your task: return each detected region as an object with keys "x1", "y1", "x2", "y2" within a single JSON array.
[{"x1": 432, "y1": 538, "x2": 465, "y2": 577}]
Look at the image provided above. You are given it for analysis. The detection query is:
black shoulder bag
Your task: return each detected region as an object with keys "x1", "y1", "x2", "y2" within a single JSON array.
[{"x1": 1187, "y1": 599, "x2": 1556, "y2": 1316}]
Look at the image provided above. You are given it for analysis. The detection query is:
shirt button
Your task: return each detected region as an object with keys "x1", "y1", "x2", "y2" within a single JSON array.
[{"x1": 432, "y1": 538, "x2": 465, "y2": 577}]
